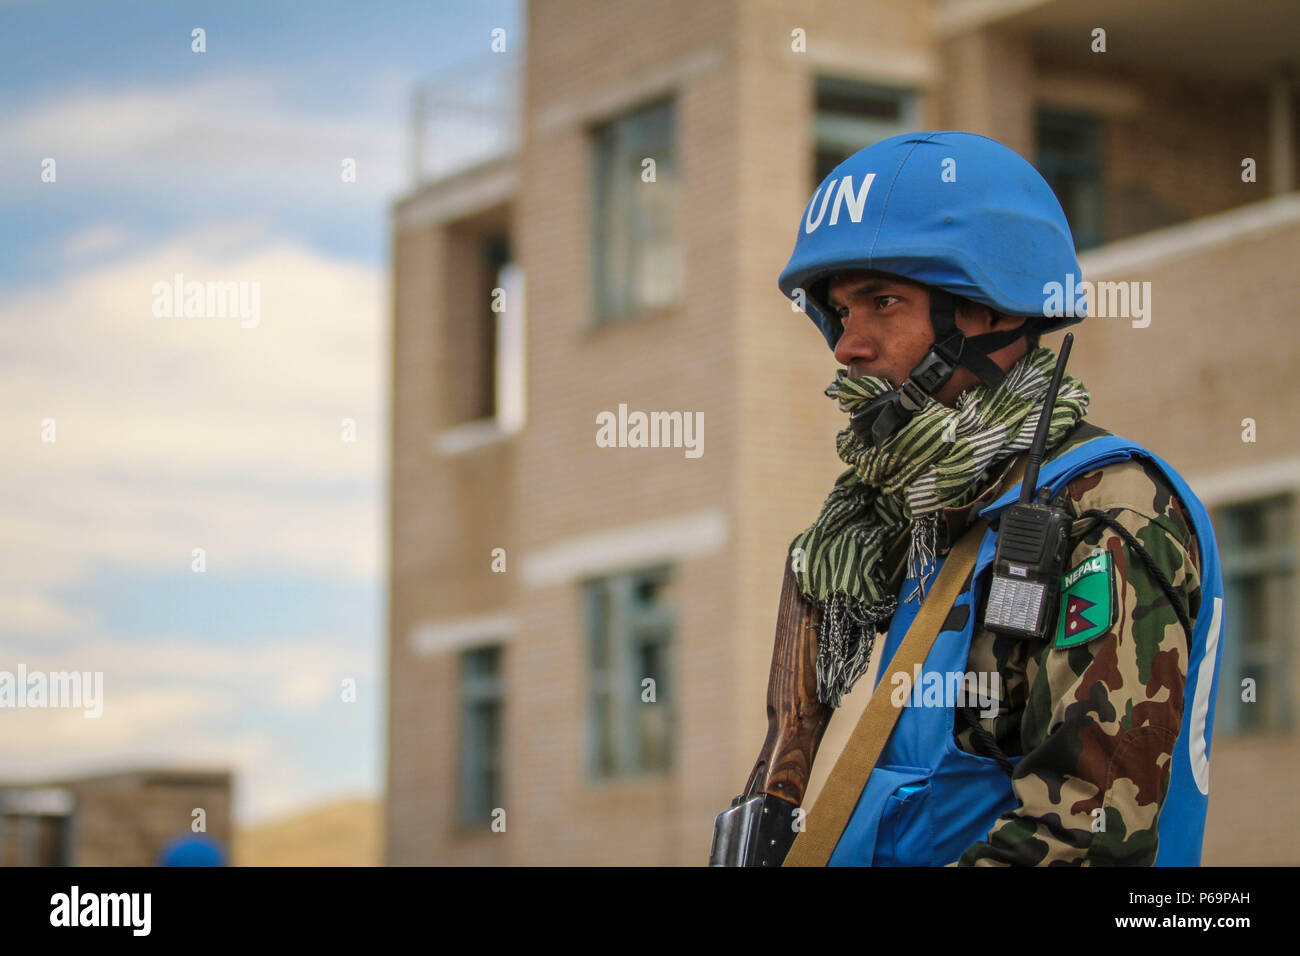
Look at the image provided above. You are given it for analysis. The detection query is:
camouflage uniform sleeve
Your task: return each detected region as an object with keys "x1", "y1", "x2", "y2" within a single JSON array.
[{"x1": 955, "y1": 457, "x2": 1203, "y2": 866}]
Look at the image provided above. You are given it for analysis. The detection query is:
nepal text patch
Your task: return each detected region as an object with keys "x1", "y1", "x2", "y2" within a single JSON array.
[{"x1": 1054, "y1": 550, "x2": 1116, "y2": 649}]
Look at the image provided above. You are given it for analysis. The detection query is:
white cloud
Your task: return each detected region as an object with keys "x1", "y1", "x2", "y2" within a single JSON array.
[
  {"x1": 0, "y1": 686, "x2": 228, "y2": 754},
  {"x1": 0, "y1": 593, "x2": 94, "y2": 633},
  {"x1": 0, "y1": 637, "x2": 377, "y2": 822},
  {"x1": 1, "y1": 72, "x2": 408, "y2": 205},
  {"x1": 60, "y1": 223, "x2": 131, "y2": 261},
  {"x1": 0, "y1": 225, "x2": 386, "y2": 821},
  {"x1": 0, "y1": 69, "x2": 400, "y2": 828},
  {"x1": 0, "y1": 225, "x2": 388, "y2": 598}
]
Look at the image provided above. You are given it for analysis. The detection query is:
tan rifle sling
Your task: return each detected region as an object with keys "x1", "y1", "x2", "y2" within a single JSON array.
[{"x1": 783, "y1": 454, "x2": 1029, "y2": 867}]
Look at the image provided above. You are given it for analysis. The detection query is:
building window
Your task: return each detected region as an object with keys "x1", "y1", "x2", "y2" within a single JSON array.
[
  {"x1": 434, "y1": 222, "x2": 527, "y2": 455},
  {"x1": 813, "y1": 77, "x2": 917, "y2": 188},
  {"x1": 591, "y1": 99, "x2": 681, "y2": 323},
  {"x1": 0, "y1": 789, "x2": 76, "y2": 866},
  {"x1": 444, "y1": 228, "x2": 510, "y2": 426},
  {"x1": 1036, "y1": 109, "x2": 1104, "y2": 251},
  {"x1": 473, "y1": 235, "x2": 510, "y2": 421},
  {"x1": 584, "y1": 566, "x2": 675, "y2": 778},
  {"x1": 1213, "y1": 494, "x2": 1294, "y2": 736},
  {"x1": 458, "y1": 645, "x2": 504, "y2": 826}
]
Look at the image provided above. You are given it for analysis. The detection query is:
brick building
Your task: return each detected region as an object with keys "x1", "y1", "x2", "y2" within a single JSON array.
[
  {"x1": 386, "y1": 0, "x2": 1300, "y2": 865},
  {"x1": 0, "y1": 769, "x2": 232, "y2": 866}
]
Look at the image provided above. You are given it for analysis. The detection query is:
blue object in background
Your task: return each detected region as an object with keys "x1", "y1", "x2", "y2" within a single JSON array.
[{"x1": 159, "y1": 834, "x2": 227, "y2": 867}]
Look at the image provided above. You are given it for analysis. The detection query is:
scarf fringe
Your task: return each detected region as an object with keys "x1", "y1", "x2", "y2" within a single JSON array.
[
  {"x1": 814, "y1": 591, "x2": 898, "y2": 708},
  {"x1": 905, "y1": 512, "x2": 939, "y2": 603}
]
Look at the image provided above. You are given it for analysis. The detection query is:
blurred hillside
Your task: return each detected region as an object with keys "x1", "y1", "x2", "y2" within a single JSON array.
[{"x1": 234, "y1": 797, "x2": 381, "y2": 867}]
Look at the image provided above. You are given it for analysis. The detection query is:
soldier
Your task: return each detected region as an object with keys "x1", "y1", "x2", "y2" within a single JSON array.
[{"x1": 772, "y1": 131, "x2": 1226, "y2": 866}]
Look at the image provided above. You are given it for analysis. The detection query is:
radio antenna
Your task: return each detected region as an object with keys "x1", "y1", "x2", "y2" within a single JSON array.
[{"x1": 1019, "y1": 332, "x2": 1074, "y2": 505}]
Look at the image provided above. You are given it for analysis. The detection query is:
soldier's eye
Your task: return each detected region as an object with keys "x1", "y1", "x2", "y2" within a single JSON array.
[{"x1": 875, "y1": 295, "x2": 900, "y2": 310}]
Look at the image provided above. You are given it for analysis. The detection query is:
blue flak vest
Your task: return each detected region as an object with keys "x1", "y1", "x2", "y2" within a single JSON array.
[{"x1": 827, "y1": 435, "x2": 1226, "y2": 867}]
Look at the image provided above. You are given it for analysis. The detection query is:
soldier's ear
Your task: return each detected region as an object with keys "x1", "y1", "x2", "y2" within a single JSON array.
[
  {"x1": 990, "y1": 312, "x2": 1028, "y2": 331},
  {"x1": 955, "y1": 297, "x2": 998, "y2": 333}
]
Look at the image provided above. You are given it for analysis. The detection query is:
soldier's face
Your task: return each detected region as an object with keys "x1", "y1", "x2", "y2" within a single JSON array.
[
  {"x1": 825, "y1": 269, "x2": 1027, "y2": 408},
  {"x1": 826, "y1": 270, "x2": 935, "y2": 390}
]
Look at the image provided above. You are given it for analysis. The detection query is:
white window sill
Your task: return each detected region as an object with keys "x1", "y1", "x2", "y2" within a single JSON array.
[{"x1": 433, "y1": 418, "x2": 520, "y2": 458}]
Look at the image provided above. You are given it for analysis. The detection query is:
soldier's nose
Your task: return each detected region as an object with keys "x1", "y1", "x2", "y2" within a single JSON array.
[{"x1": 834, "y1": 313, "x2": 880, "y2": 368}]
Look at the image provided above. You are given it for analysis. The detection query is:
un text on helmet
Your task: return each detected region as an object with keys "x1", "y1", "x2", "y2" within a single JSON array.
[{"x1": 803, "y1": 174, "x2": 877, "y2": 234}]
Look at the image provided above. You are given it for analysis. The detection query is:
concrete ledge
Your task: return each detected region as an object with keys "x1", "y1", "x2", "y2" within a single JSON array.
[
  {"x1": 521, "y1": 508, "x2": 729, "y2": 588},
  {"x1": 1080, "y1": 193, "x2": 1300, "y2": 278},
  {"x1": 393, "y1": 156, "x2": 518, "y2": 232},
  {"x1": 410, "y1": 613, "x2": 517, "y2": 657},
  {"x1": 1185, "y1": 454, "x2": 1300, "y2": 508},
  {"x1": 433, "y1": 418, "x2": 518, "y2": 457}
]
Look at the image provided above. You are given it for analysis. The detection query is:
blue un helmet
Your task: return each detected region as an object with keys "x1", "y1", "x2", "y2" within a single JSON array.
[{"x1": 778, "y1": 130, "x2": 1084, "y2": 444}]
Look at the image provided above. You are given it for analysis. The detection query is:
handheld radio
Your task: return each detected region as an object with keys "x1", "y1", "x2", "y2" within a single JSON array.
[{"x1": 982, "y1": 333, "x2": 1076, "y2": 641}]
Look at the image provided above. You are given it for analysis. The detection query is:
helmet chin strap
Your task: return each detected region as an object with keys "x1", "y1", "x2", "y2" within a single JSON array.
[{"x1": 849, "y1": 289, "x2": 1028, "y2": 446}]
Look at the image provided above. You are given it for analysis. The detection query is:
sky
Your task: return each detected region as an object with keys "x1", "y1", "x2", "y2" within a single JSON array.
[{"x1": 0, "y1": 0, "x2": 524, "y2": 828}]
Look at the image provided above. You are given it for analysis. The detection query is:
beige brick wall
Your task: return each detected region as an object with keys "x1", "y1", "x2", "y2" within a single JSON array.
[
  {"x1": 387, "y1": 0, "x2": 1300, "y2": 865},
  {"x1": 939, "y1": 27, "x2": 1036, "y2": 157},
  {"x1": 57, "y1": 772, "x2": 231, "y2": 867},
  {"x1": 1070, "y1": 221, "x2": 1300, "y2": 476},
  {"x1": 1204, "y1": 735, "x2": 1300, "y2": 866},
  {"x1": 1072, "y1": 217, "x2": 1300, "y2": 865},
  {"x1": 508, "y1": 0, "x2": 738, "y2": 866},
  {"x1": 1100, "y1": 73, "x2": 1274, "y2": 241},
  {"x1": 1029, "y1": 50, "x2": 1287, "y2": 243},
  {"x1": 387, "y1": 205, "x2": 515, "y2": 865}
]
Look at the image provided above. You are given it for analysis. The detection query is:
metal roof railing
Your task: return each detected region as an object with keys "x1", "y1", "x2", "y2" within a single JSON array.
[{"x1": 409, "y1": 54, "x2": 522, "y2": 186}]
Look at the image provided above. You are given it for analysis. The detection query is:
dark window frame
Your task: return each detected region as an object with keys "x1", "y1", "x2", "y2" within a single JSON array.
[
  {"x1": 812, "y1": 75, "x2": 918, "y2": 190},
  {"x1": 589, "y1": 98, "x2": 682, "y2": 326},
  {"x1": 1212, "y1": 494, "x2": 1295, "y2": 736},
  {"x1": 1036, "y1": 107, "x2": 1105, "y2": 251},
  {"x1": 456, "y1": 644, "x2": 505, "y2": 828},
  {"x1": 583, "y1": 565, "x2": 676, "y2": 780}
]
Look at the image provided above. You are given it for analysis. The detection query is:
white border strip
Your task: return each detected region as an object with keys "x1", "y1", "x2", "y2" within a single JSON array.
[
  {"x1": 1189, "y1": 597, "x2": 1223, "y2": 796},
  {"x1": 410, "y1": 612, "x2": 517, "y2": 657},
  {"x1": 521, "y1": 508, "x2": 729, "y2": 588}
]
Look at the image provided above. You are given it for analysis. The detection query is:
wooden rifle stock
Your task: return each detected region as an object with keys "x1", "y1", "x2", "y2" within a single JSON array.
[
  {"x1": 710, "y1": 534, "x2": 908, "y2": 865},
  {"x1": 741, "y1": 561, "x2": 830, "y2": 809}
]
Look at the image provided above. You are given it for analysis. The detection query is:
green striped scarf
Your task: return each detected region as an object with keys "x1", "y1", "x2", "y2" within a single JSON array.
[{"x1": 790, "y1": 346, "x2": 1090, "y2": 708}]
